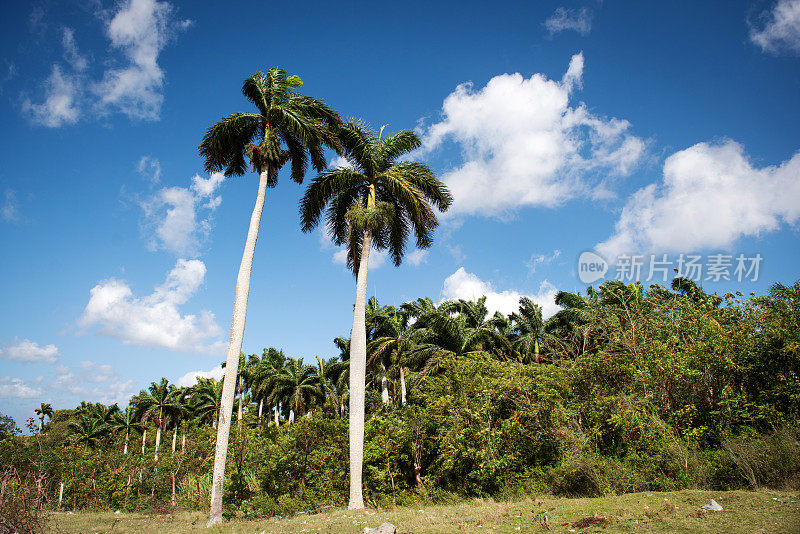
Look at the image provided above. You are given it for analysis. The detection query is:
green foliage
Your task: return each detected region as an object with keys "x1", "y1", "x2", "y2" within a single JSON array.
[{"x1": 2, "y1": 279, "x2": 799, "y2": 517}]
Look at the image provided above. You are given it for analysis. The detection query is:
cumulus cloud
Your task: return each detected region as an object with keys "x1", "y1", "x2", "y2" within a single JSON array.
[
  {"x1": 0, "y1": 339, "x2": 60, "y2": 363},
  {"x1": 176, "y1": 365, "x2": 223, "y2": 388},
  {"x1": 52, "y1": 362, "x2": 135, "y2": 405},
  {"x1": 61, "y1": 27, "x2": 88, "y2": 72},
  {"x1": 442, "y1": 267, "x2": 560, "y2": 319},
  {"x1": 597, "y1": 140, "x2": 800, "y2": 259},
  {"x1": 22, "y1": 64, "x2": 81, "y2": 127},
  {"x1": 93, "y1": 0, "x2": 187, "y2": 119},
  {"x1": 750, "y1": 0, "x2": 800, "y2": 54},
  {"x1": 421, "y1": 54, "x2": 645, "y2": 218},
  {"x1": 544, "y1": 7, "x2": 593, "y2": 36},
  {"x1": 23, "y1": 0, "x2": 188, "y2": 126},
  {"x1": 79, "y1": 259, "x2": 225, "y2": 354},
  {"x1": 406, "y1": 249, "x2": 429, "y2": 266},
  {"x1": 140, "y1": 171, "x2": 224, "y2": 257},
  {"x1": 0, "y1": 377, "x2": 42, "y2": 399}
]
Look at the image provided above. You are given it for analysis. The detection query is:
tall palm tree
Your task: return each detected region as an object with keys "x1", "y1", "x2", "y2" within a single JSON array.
[
  {"x1": 199, "y1": 67, "x2": 340, "y2": 526},
  {"x1": 34, "y1": 403, "x2": 53, "y2": 432},
  {"x1": 300, "y1": 120, "x2": 452, "y2": 509},
  {"x1": 111, "y1": 406, "x2": 143, "y2": 455},
  {"x1": 132, "y1": 378, "x2": 179, "y2": 464}
]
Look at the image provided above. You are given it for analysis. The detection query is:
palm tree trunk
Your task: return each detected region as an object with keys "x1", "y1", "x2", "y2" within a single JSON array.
[
  {"x1": 208, "y1": 168, "x2": 269, "y2": 527},
  {"x1": 154, "y1": 425, "x2": 161, "y2": 463},
  {"x1": 274, "y1": 404, "x2": 280, "y2": 427},
  {"x1": 380, "y1": 359, "x2": 390, "y2": 405},
  {"x1": 124, "y1": 432, "x2": 129, "y2": 455},
  {"x1": 171, "y1": 426, "x2": 177, "y2": 454},
  {"x1": 348, "y1": 225, "x2": 372, "y2": 510},
  {"x1": 141, "y1": 428, "x2": 146, "y2": 455},
  {"x1": 258, "y1": 398, "x2": 263, "y2": 426},
  {"x1": 237, "y1": 380, "x2": 243, "y2": 429},
  {"x1": 400, "y1": 366, "x2": 407, "y2": 406}
]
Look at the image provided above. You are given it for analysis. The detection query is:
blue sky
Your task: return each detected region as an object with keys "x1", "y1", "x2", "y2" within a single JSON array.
[{"x1": 1, "y1": 0, "x2": 799, "y2": 428}]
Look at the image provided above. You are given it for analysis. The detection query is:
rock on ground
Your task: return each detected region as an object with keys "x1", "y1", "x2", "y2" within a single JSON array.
[
  {"x1": 363, "y1": 522, "x2": 397, "y2": 534},
  {"x1": 701, "y1": 499, "x2": 723, "y2": 511}
]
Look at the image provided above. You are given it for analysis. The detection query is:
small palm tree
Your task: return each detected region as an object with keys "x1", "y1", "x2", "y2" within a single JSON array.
[
  {"x1": 300, "y1": 120, "x2": 452, "y2": 509},
  {"x1": 69, "y1": 414, "x2": 110, "y2": 449},
  {"x1": 111, "y1": 406, "x2": 143, "y2": 455},
  {"x1": 132, "y1": 378, "x2": 179, "y2": 464},
  {"x1": 368, "y1": 306, "x2": 416, "y2": 405},
  {"x1": 34, "y1": 403, "x2": 53, "y2": 432},
  {"x1": 200, "y1": 68, "x2": 341, "y2": 526},
  {"x1": 270, "y1": 358, "x2": 322, "y2": 420},
  {"x1": 510, "y1": 297, "x2": 545, "y2": 363},
  {"x1": 190, "y1": 377, "x2": 223, "y2": 428}
]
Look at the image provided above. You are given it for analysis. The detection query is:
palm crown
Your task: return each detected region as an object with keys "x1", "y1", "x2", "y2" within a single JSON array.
[
  {"x1": 199, "y1": 68, "x2": 340, "y2": 183},
  {"x1": 300, "y1": 120, "x2": 453, "y2": 270}
]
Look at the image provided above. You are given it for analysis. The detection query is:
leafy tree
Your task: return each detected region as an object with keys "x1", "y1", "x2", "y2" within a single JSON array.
[
  {"x1": 111, "y1": 406, "x2": 143, "y2": 455},
  {"x1": 301, "y1": 120, "x2": 452, "y2": 508}
]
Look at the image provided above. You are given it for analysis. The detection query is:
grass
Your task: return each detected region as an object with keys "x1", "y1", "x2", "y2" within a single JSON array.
[{"x1": 51, "y1": 489, "x2": 800, "y2": 533}]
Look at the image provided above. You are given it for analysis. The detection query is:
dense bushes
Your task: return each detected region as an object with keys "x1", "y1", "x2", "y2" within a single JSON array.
[{"x1": 1, "y1": 280, "x2": 799, "y2": 517}]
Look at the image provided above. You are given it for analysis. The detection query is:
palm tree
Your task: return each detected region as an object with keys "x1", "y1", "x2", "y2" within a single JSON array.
[
  {"x1": 312, "y1": 355, "x2": 348, "y2": 416},
  {"x1": 409, "y1": 305, "x2": 511, "y2": 379},
  {"x1": 300, "y1": 120, "x2": 452, "y2": 509},
  {"x1": 250, "y1": 347, "x2": 285, "y2": 425},
  {"x1": 132, "y1": 378, "x2": 179, "y2": 464},
  {"x1": 510, "y1": 297, "x2": 545, "y2": 363},
  {"x1": 190, "y1": 377, "x2": 223, "y2": 428},
  {"x1": 68, "y1": 414, "x2": 110, "y2": 449},
  {"x1": 111, "y1": 406, "x2": 143, "y2": 455},
  {"x1": 199, "y1": 68, "x2": 340, "y2": 525},
  {"x1": 34, "y1": 403, "x2": 53, "y2": 432},
  {"x1": 368, "y1": 306, "x2": 415, "y2": 405},
  {"x1": 270, "y1": 358, "x2": 322, "y2": 420}
]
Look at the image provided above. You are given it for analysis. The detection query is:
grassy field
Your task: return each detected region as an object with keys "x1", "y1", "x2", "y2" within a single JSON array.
[{"x1": 51, "y1": 489, "x2": 800, "y2": 533}]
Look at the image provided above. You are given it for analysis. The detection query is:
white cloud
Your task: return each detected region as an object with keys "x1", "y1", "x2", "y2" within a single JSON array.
[
  {"x1": 0, "y1": 339, "x2": 60, "y2": 363},
  {"x1": 52, "y1": 362, "x2": 135, "y2": 405},
  {"x1": 421, "y1": 54, "x2": 645, "y2": 218},
  {"x1": 2, "y1": 189, "x2": 19, "y2": 222},
  {"x1": 332, "y1": 247, "x2": 388, "y2": 269},
  {"x1": 176, "y1": 365, "x2": 223, "y2": 388},
  {"x1": 442, "y1": 267, "x2": 560, "y2": 319},
  {"x1": 23, "y1": 0, "x2": 188, "y2": 126},
  {"x1": 0, "y1": 377, "x2": 42, "y2": 399},
  {"x1": 79, "y1": 258, "x2": 225, "y2": 354},
  {"x1": 61, "y1": 27, "x2": 88, "y2": 72},
  {"x1": 140, "y1": 171, "x2": 224, "y2": 257},
  {"x1": 93, "y1": 0, "x2": 180, "y2": 120},
  {"x1": 22, "y1": 64, "x2": 80, "y2": 127},
  {"x1": 544, "y1": 7, "x2": 593, "y2": 36},
  {"x1": 138, "y1": 155, "x2": 161, "y2": 183},
  {"x1": 597, "y1": 140, "x2": 800, "y2": 259},
  {"x1": 750, "y1": 0, "x2": 800, "y2": 54},
  {"x1": 527, "y1": 249, "x2": 561, "y2": 273},
  {"x1": 407, "y1": 249, "x2": 429, "y2": 266}
]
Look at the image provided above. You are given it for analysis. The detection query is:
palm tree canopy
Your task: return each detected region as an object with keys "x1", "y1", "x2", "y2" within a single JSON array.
[
  {"x1": 199, "y1": 68, "x2": 341, "y2": 183},
  {"x1": 300, "y1": 120, "x2": 453, "y2": 271}
]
